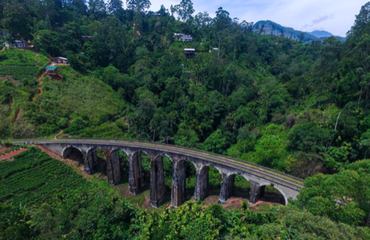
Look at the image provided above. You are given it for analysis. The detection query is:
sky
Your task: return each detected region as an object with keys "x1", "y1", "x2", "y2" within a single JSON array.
[{"x1": 148, "y1": 0, "x2": 367, "y2": 37}]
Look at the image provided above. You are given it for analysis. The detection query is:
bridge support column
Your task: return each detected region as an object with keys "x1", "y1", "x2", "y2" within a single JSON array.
[
  {"x1": 249, "y1": 181, "x2": 265, "y2": 204},
  {"x1": 84, "y1": 148, "x2": 97, "y2": 175},
  {"x1": 150, "y1": 155, "x2": 165, "y2": 208},
  {"x1": 106, "y1": 150, "x2": 121, "y2": 185},
  {"x1": 218, "y1": 174, "x2": 235, "y2": 204},
  {"x1": 171, "y1": 159, "x2": 186, "y2": 208},
  {"x1": 129, "y1": 152, "x2": 144, "y2": 195},
  {"x1": 92, "y1": 149, "x2": 98, "y2": 167},
  {"x1": 194, "y1": 165, "x2": 209, "y2": 201}
]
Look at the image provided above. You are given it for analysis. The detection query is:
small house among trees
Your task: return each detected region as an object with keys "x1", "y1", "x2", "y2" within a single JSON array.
[
  {"x1": 81, "y1": 35, "x2": 92, "y2": 41},
  {"x1": 180, "y1": 35, "x2": 193, "y2": 42},
  {"x1": 4, "y1": 40, "x2": 28, "y2": 48},
  {"x1": 52, "y1": 57, "x2": 68, "y2": 64},
  {"x1": 45, "y1": 66, "x2": 58, "y2": 76},
  {"x1": 184, "y1": 48, "x2": 195, "y2": 58},
  {"x1": 173, "y1": 33, "x2": 193, "y2": 42}
]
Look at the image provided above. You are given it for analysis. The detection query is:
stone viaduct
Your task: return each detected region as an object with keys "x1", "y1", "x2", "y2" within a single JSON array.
[{"x1": 33, "y1": 140, "x2": 304, "y2": 208}]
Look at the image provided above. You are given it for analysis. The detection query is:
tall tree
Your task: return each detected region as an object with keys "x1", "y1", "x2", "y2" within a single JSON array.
[
  {"x1": 214, "y1": 7, "x2": 231, "y2": 31},
  {"x1": 174, "y1": 0, "x2": 194, "y2": 21},
  {"x1": 88, "y1": 0, "x2": 106, "y2": 19},
  {"x1": 71, "y1": 0, "x2": 87, "y2": 15},
  {"x1": 1, "y1": 0, "x2": 32, "y2": 40},
  {"x1": 126, "y1": 0, "x2": 150, "y2": 13},
  {"x1": 108, "y1": 0, "x2": 124, "y2": 19}
]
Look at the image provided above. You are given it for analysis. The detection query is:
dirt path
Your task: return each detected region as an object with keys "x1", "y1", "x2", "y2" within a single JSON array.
[
  {"x1": 54, "y1": 130, "x2": 64, "y2": 140},
  {"x1": 13, "y1": 108, "x2": 21, "y2": 123},
  {"x1": 0, "y1": 148, "x2": 28, "y2": 161},
  {"x1": 38, "y1": 72, "x2": 45, "y2": 84},
  {"x1": 0, "y1": 148, "x2": 10, "y2": 153},
  {"x1": 35, "y1": 71, "x2": 46, "y2": 111}
]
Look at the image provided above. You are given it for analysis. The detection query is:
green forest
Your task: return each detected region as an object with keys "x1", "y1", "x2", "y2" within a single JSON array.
[{"x1": 1, "y1": 0, "x2": 370, "y2": 238}]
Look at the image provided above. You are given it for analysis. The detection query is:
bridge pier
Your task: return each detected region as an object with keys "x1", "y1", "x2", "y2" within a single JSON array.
[
  {"x1": 106, "y1": 150, "x2": 121, "y2": 185},
  {"x1": 171, "y1": 159, "x2": 186, "y2": 208},
  {"x1": 194, "y1": 165, "x2": 209, "y2": 201},
  {"x1": 84, "y1": 148, "x2": 97, "y2": 175},
  {"x1": 249, "y1": 181, "x2": 265, "y2": 204},
  {"x1": 218, "y1": 174, "x2": 235, "y2": 204},
  {"x1": 150, "y1": 155, "x2": 165, "y2": 208},
  {"x1": 129, "y1": 152, "x2": 144, "y2": 195}
]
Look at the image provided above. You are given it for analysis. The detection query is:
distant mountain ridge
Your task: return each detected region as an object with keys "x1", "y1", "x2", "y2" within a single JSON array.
[
  {"x1": 253, "y1": 20, "x2": 346, "y2": 42},
  {"x1": 307, "y1": 30, "x2": 333, "y2": 38}
]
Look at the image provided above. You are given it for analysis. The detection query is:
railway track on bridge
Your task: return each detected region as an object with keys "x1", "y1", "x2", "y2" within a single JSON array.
[{"x1": 25, "y1": 139, "x2": 304, "y2": 191}]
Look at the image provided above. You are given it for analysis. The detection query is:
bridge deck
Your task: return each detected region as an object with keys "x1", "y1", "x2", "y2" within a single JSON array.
[{"x1": 22, "y1": 139, "x2": 304, "y2": 190}]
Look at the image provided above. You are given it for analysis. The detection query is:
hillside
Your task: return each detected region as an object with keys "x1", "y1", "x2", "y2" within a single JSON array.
[
  {"x1": 253, "y1": 20, "x2": 319, "y2": 41},
  {"x1": 253, "y1": 20, "x2": 346, "y2": 42},
  {"x1": 0, "y1": 50, "x2": 127, "y2": 138},
  {"x1": 307, "y1": 30, "x2": 333, "y2": 38}
]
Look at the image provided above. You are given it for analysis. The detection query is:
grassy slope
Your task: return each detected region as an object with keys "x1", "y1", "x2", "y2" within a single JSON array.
[
  {"x1": 0, "y1": 50, "x2": 127, "y2": 138},
  {"x1": 0, "y1": 49, "x2": 49, "y2": 66},
  {"x1": 39, "y1": 66, "x2": 125, "y2": 125}
]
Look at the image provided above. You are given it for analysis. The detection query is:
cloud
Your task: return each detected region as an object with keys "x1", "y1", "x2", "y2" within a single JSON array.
[{"x1": 301, "y1": 14, "x2": 333, "y2": 31}]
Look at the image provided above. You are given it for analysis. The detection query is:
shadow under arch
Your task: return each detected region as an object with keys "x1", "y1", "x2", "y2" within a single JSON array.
[
  {"x1": 170, "y1": 157, "x2": 197, "y2": 207},
  {"x1": 258, "y1": 183, "x2": 287, "y2": 205},
  {"x1": 201, "y1": 165, "x2": 223, "y2": 203},
  {"x1": 110, "y1": 148, "x2": 129, "y2": 185},
  {"x1": 234, "y1": 174, "x2": 251, "y2": 199},
  {"x1": 62, "y1": 146, "x2": 84, "y2": 164},
  {"x1": 134, "y1": 150, "x2": 152, "y2": 193},
  {"x1": 151, "y1": 154, "x2": 173, "y2": 207}
]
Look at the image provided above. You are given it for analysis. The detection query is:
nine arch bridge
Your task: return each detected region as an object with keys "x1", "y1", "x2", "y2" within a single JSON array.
[{"x1": 29, "y1": 140, "x2": 304, "y2": 208}]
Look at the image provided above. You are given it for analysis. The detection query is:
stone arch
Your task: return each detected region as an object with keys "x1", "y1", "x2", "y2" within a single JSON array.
[
  {"x1": 139, "y1": 149, "x2": 150, "y2": 157},
  {"x1": 62, "y1": 145, "x2": 83, "y2": 159},
  {"x1": 163, "y1": 153, "x2": 175, "y2": 163},
  {"x1": 259, "y1": 183, "x2": 288, "y2": 206},
  {"x1": 195, "y1": 164, "x2": 223, "y2": 203},
  {"x1": 187, "y1": 159, "x2": 198, "y2": 170},
  {"x1": 116, "y1": 148, "x2": 132, "y2": 158},
  {"x1": 62, "y1": 145, "x2": 84, "y2": 164},
  {"x1": 231, "y1": 173, "x2": 251, "y2": 200},
  {"x1": 213, "y1": 166, "x2": 225, "y2": 176}
]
